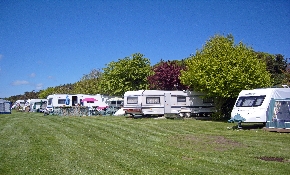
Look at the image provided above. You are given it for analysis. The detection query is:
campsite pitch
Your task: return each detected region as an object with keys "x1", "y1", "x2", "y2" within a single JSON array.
[{"x1": 0, "y1": 112, "x2": 290, "y2": 174}]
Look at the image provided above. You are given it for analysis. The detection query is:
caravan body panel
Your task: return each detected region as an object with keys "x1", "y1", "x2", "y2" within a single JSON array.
[{"x1": 230, "y1": 88, "x2": 290, "y2": 123}]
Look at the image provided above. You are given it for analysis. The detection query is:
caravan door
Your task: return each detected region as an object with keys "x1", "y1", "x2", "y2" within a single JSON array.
[{"x1": 164, "y1": 92, "x2": 171, "y2": 113}]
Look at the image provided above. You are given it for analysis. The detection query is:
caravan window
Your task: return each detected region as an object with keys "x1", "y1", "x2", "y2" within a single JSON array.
[
  {"x1": 127, "y1": 97, "x2": 138, "y2": 104},
  {"x1": 35, "y1": 102, "x2": 45, "y2": 105},
  {"x1": 58, "y1": 99, "x2": 66, "y2": 104},
  {"x1": 177, "y1": 96, "x2": 186, "y2": 102},
  {"x1": 111, "y1": 101, "x2": 123, "y2": 104},
  {"x1": 236, "y1": 95, "x2": 266, "y2": 107},
  {"x1": 146, "y1": 97, "x2": 160, "y2": 104}
]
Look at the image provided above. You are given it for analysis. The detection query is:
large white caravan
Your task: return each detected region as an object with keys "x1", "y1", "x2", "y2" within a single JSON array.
[
  {"x1": 46, "y1": 94, "x2": 88, "y2": 112},
  {"x1": 123, "y1": 90, "x2": 215, "y2": 117},
  {"x1": 230, "y1": 88, "x2": 290, "y2": 125}
]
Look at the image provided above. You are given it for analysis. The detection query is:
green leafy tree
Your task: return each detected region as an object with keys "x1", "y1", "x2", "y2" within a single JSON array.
[
  {"x1": 38, "y1": 87, "x2": 56, "y2": 99},
  {"x1": 99, "y1": 53, "x2": 152, "y2": 96},
  {"x1": 73, "y1": 69, "x2": 102, "y2": 94},
  {"x1": 54, "y1": 84, "x2": 74, "y2": 94},
  {"x1": 7, "y1": 90, "x2": 40, "y2": 103},
  {"x1": 38, "y1": 83, "x2": 74, "y2": 99},
  {"x1": 23, "y1": 90, "x2": 39, "y2": 100},
  {"x1": 257, "y1": 53, "x2": 287, "y2": 86},
  {"x1": 180, "y1": 34, "x2": 272, "y2": 119},
  {"x1": 281, "y1": 60, "x2": 290, "y2": 86}
]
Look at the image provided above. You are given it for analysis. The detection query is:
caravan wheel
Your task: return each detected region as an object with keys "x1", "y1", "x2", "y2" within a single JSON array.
[
  {"x1": 179, "y1": 112, "x2": 184, "y2": 118},
  {"x1": 185, "y1": 112, "x2": 191, "y2": 118}
]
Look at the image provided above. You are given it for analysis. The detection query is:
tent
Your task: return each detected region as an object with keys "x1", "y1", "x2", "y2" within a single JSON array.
[{"x1": 0, "y1": 99, "x2": 11, "y2": 114}]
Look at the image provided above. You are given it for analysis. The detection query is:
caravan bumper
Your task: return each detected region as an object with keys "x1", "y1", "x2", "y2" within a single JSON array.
[{"x1": 124, "y1": 108, "x2": 143, "y2": 115}]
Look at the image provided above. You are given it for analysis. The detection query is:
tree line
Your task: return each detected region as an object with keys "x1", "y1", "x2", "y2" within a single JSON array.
[{"x1": 6, "y1": 34, "x2": 290, "y2": 119}]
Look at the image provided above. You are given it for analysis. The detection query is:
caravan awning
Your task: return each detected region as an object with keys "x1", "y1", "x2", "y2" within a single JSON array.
[{"x1": 82, "y1": 98, "x2": 98, "y2": 102}]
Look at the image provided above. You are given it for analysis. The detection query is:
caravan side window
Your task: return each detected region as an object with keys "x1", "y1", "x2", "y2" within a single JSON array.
[
  {"x1": 111, "y1": 101, "x2": 123, "y2": 104},
  {"x1": 127, "y1": 97, "x2": 138, "y2": 104},
  {"x1": 146, "y1": 97, "x2": 160, "y2": 104},
  {"x1": 58, "y1": 99, "x2": 66, "y2": 104},
  {"x1": 236, "y1": 95, "x2": 266, "y2": 107},
  {"x1": 177, "y1": 96, "x2": 186, "y2": 102}
]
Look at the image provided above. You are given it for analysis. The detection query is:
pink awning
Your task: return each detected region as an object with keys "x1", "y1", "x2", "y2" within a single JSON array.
[
  {"x1": 97, "y1": 106, "x2": 108, "y2": 110},
  {"x1": 82, "y1": 98, "x2": 98, "y2": 102}
]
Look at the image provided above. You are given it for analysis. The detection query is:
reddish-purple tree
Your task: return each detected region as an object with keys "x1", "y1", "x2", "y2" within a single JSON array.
[{"x1": 147, "y1": 60, "x2": 188, "y2": 90}]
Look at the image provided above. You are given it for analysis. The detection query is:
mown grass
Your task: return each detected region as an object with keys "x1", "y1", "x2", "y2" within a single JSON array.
[{"x1": 0, "y1": 112, "x2": 290, "y2": 175}]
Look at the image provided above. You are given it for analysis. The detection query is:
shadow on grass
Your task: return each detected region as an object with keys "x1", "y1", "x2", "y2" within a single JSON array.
[
  {"x1": 125, "y1": 115, "x2": 163, "y2": 119},
  {"x1": 232, "y1": 123, "x2": 266, "y2": 130}
]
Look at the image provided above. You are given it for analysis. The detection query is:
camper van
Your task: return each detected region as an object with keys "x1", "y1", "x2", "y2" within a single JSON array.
[
  {"x1": 229, "y1": 88, "x2": 290, "y2": 125},
  {"x1": 123, "y1": 90, "x2": 215, "y2": 117}
]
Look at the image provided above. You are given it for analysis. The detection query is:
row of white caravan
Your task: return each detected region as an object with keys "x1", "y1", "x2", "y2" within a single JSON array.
[
  {"x1": 229, "y1": 87, "x2": 290, "y2": 128},
  {"x1": 11, "y1": 99, "x2": 47, "y2": 112},
  {"x1": 122, "y1": 88, "x2": 290, "y2": 124},
  {"x1": 46, "y1": 94, "x2": 124, "y2": 113},
  {"x1": 122, "y1": 90, "x2": 215, "y2": 117}
]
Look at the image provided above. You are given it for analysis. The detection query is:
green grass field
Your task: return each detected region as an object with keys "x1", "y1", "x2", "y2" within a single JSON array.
[{"x1": 1, "y1": 112, "x2": 290, "y2": 175}]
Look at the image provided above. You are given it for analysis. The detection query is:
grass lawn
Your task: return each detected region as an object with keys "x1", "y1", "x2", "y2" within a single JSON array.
[{"x1": 1, "y1": 112, "x2": 290, "y2": 175}]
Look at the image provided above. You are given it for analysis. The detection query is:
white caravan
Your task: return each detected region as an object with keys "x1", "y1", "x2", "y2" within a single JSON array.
[
  {"x1": 230, "y1": 88, "x2": 290, "y2": 125},
  {"x1": 27, "y1": 99, "x2": 48, "y2": 112},
  {"x1": 46, "y1": 94, "x2": 88, "y2": 112},
  {"x1": 123, "y1": 90, "x2": 215, "y2": 117},
  {"x1": 108, "y1": 97, "x2": 124, "y2": 109},
  {"x1": 11, "y1": 100, "x2": 25, "y2": 109}
]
